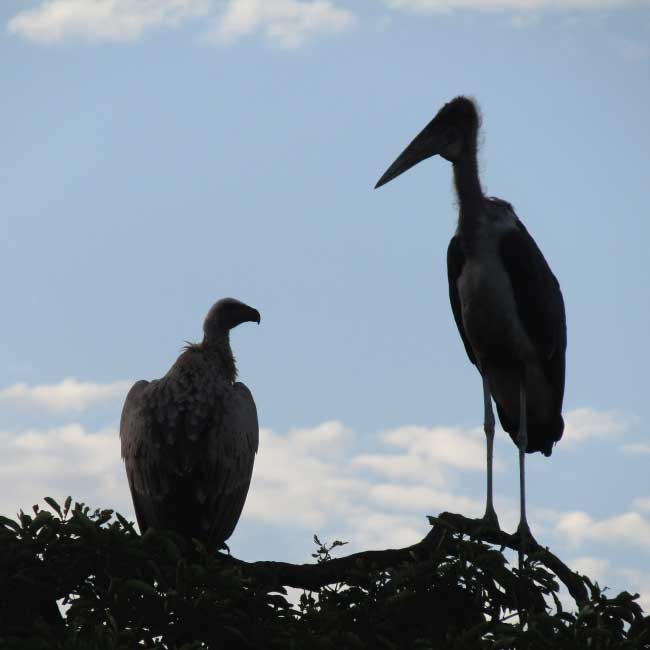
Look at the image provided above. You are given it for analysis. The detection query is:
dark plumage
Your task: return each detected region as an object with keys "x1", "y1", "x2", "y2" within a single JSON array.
[
  {"x1": 120, "y1": 298, "x2": 261, "y2": 551},
  {"x1": 376, "y1": 96, "x2": 567, "y2": 561},
  {"x1": 446, "y1": 201, "x2": 566, "y2": 456}
]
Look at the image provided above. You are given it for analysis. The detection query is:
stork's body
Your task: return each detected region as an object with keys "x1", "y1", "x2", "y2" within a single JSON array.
[
  {"x1": 376, "y1": 96, "x2": 566, "y2": 564},
  {"x1": 450, "y1": 198, "x2": 565, "y2": 456}
]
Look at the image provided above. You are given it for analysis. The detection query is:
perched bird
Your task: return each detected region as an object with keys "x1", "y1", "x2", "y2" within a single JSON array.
[
  {"x1": 375, "y1": 97, "x2": 566, "y2": 564},
  {"x1": 120, "y1": 298, "x2": 260, "y2": 551}
]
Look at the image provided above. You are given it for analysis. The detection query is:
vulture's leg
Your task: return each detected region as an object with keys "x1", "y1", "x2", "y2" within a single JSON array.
[
  {"x1": 482, "y1": 373, "x2": 500, "y2": 529},
  {"x1": 516, "y1": 371, "x2": 531, "y2": 572}
]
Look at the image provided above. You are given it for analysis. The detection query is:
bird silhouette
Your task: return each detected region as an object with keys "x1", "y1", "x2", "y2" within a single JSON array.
[
  {"x1": 120, "y1": 297, "x2": 260, "y2": 551},
  {"x1": 376, "y1": 96, "x2": 566, "y2": 568}
]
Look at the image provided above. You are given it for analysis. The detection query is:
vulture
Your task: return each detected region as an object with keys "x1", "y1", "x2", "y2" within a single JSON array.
[
  {"x1": 120, "y1": 297, "x2": 260, "y2": 551},
  {"x1": 375, "y1": 97, "x2": 566, "y2": 565}
]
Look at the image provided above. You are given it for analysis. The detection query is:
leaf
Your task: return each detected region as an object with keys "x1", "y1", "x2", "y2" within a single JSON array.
[
  {"x1": 115, "y1": 512, "x2": 138, "y2": 534},
  {"x1": 607, "y1": 605, "x2": 638, "y2": 625},
  {"x1": 427, "y1": 515, "x2": 458, "y2": 531},
  {"x1": 29, "y1": 510, "x2": 53, "y2": 533},
  {"x1": 223, "y1": 625, "x2": 249, "y2": 644},
  {"x1": 0, "y1": 515, "x2": 21, "y2": 533},
  {"x1": 18, "y1": 510, "x2": 32, "y2": 529},
  {"x1": 123, "y1": 579, "x2": 159, "y2": 598},
  {"x1": 63, "y1": 496, "x2": 72, "y2": 517},
  {"x1": 44, "y1": 497, "x2": 62, "y2": 517},
  {"x1": 94, "y1": 509, "x2": 113, "y2": 526}
]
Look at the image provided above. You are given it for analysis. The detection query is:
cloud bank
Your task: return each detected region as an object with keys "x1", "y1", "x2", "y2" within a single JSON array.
[
  {"x1": 385, "y1": 0, "x2": 640, "y2": 12},
  {"x1": 0, "y1": 378, "x2": 132, "y2": 413},
  {"x1": 8, "y1": 0, "x2": 356, "y2": 48},
  {"x1": 0, "y1": 378, "x2": 644, "y2": 605},
  {"x1": 208, "y1": 0, "x2": 356, "y2": 48},
  {"x1": 9, "y1": 0, "x2": 640, "y2": 46},
  {"x1": 555, "y1": 510, "x2": 650, "y2": 552},
  {"x1": 7, "y1": 0, "x2": 211, "y2": 43},
  {"x1": 0, "y1": 423, "x2": 128, "y2": 519}
]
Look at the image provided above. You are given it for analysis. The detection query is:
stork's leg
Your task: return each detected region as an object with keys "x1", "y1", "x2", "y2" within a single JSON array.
[
  {"x1": 516, "y1": 373, "x2": 531, "y2": 571},
  {"x1": 482, "y1": 373, "x2": 500, "y2": 529}
]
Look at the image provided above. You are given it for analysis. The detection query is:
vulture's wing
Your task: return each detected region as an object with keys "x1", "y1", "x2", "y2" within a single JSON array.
[
  {"x1": 203, "y1": 381, "x2": 258, "y2": 547},
  {"x1": 447, "y1": 235, "x2": 477, "y2": 366},
  {"x1": 119, "y1": 379, "x2": 166, "y2": 533}
]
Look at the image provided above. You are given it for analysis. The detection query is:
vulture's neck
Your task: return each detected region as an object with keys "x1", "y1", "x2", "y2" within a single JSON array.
[{"x1": 203, "y1": 334, "x2": 237, "y2": 383}]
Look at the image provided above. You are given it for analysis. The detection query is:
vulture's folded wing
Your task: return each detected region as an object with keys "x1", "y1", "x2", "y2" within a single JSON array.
[
  {"x1": 119, "y1": 379, "x2": 167, "y2": 533},
  {"x1": 204, "y1": 381, "x2": 259, "y2": 547}
]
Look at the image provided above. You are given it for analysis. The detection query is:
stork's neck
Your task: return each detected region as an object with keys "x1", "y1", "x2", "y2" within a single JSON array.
[
  {"x1": 203, "y1": 333, "x2": 237, "y2": 383},
  {"x1": 453, "y1": 148, "x2": 483, "y2": 236}
]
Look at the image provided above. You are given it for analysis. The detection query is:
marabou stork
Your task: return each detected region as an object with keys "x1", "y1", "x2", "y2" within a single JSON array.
[
  {"x1": 375, "y1": 97, "x2": 566, "y2": 564},
  {"x1": 120, "y1": 298, "x2": 260, "y2": 551}
]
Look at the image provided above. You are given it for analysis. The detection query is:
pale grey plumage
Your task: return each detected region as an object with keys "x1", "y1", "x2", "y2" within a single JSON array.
[{"x1": 120, "y1": 298, "x2": 260, "y2": 550}]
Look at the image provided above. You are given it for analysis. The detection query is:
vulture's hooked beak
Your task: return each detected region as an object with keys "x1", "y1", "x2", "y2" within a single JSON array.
[
  {"x1": 251, "y1": 309, "x2": 261, "y2": 325},
  {"x1": 374, "y1": 122, "x2": 443, "y2": 189}
]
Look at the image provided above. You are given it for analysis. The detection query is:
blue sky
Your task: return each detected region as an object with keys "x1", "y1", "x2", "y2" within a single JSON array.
[{"x1": 1, "y1": 0, "x2": 649, "y2": 610}]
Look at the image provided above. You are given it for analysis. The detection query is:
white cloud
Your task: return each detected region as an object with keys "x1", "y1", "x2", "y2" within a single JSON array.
[
  {"x1": 562, "y1": 407, "x2": 628, "y2": 446},
  {"x1": 353, "y1": 424, "x2": 493, "y2": 485},
  {"x1": 368, "y1": 483, "x2": 482, "y2": 513},
  {"x1": 239, "y1": 421, "x2": 499, "y2": 548},
  {"x1": 0, "y1": 378, "x2": 132, "y2": 413},
  {"x1": 208, "y1": 0, "x2": 356, "y2": 48},
  {"x1": 243, "y1": 423, "x2": 371, "y2": 531},
  {"x1": 384, "y1": 0, "x2": 639, "y2": 12},
  {"x1": 8, "y1": 0, "x2": 210, "y2": 43},
  {"x1": 8, "y1": 0, "x2": 356, "y2": 48},
  {"x1": 0, "y1": 424, "x2": 130, "y2": 519},
  {"x1": 570, "y1": 555, "x2": 650, "y2": 612},
  {"x1": 571, "y1": 554, "x2": 611, "y2": 578},
  {"x1": 555, "y1": 510, "x2": 650, "y2": 552}
]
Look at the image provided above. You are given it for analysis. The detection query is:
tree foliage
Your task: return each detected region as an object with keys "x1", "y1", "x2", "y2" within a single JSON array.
[{"x1": 1, "y1": 498, "x2": 648, "y2": 649}]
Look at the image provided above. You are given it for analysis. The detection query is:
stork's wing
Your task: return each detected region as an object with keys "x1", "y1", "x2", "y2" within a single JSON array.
[
  {"x1": 499, "y1": 219, "x2": 567, "y2": 398},
  {"x1": 447, "y1": 235, "x2": 477, "y2": 366}
]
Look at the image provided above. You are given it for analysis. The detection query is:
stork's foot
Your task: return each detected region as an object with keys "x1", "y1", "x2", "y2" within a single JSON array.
[
  {"x1": 479, "y1": 508, "x2": 501, "y2": 532},
  {"x1": 510, "y1": 521, "x2": 538, "y2": 571},
  {"x1": 511, "y1": 520, "x2": 536, "y2": 547}
]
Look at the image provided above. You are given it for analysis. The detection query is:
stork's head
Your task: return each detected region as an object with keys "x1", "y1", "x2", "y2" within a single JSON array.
[
  {"x1": 375, "y1": 96, "x2": 480, "y2": 188},
  {"x1": 203, "y1": 298, "x2": 261, "y2": 340}
]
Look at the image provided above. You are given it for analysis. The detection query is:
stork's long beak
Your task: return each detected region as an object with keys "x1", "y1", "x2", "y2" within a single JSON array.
[{"x1": 374, "y1": 121, "x2": 442, "y2": 189}]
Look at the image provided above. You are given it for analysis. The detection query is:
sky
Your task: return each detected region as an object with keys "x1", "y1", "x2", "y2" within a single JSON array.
[{"x1": 1, "y1": 0, "x2": 649, "y2": 611}]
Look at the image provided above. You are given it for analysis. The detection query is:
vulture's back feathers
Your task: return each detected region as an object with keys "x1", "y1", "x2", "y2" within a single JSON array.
[{"x1": 120, "y1": 345, "x2": 258, "y2": 550}]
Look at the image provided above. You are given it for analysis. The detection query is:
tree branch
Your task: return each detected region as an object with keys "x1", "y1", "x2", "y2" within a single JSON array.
[{"x1": 226, "y1": 511, "x2": 588, "y2": 607}]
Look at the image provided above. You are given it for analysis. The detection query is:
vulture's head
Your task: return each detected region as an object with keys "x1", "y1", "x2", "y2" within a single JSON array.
[
  {"x1": 375, "y1": 96, "x2": 480, "y2": 188},
  {"x1": 203, "y1": 298, "x2": 261, "y2": 340}
]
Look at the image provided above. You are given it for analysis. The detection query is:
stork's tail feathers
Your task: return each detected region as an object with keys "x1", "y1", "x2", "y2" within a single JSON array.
[{"x1": 496, "y1": 404, "x2": 564, "y2": 456}]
